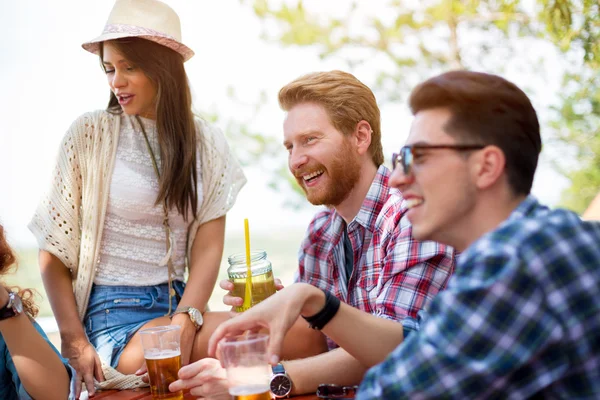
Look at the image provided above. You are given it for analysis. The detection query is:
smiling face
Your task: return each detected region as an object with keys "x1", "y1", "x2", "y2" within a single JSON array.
[
  {"x1": 102, "y1": 41, "x2": 157, "y2": 119},
  {"x1": 283, "y1": 102, "x2": 361, "y2": 207},
  {"x1": 390, "y1": 107, "x2": 478, "y2": 244}
]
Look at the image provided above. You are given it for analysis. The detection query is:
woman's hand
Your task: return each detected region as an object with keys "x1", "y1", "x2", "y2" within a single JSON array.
[
  {"x1": 220, "y1": 278, "x2": 284, "y2": 314},
  {"x1": 61, "y1": 336, "x2": 104, "y2": 397},
  {"x1": 134, "y1": 313, "x2": 197, "y2": 381},
  {"x1": 171, "y1": 313, "x2": 198, "y2": 366},
  {"x1": 169, "y1": 357, "x2": 229, "y2": 399}
]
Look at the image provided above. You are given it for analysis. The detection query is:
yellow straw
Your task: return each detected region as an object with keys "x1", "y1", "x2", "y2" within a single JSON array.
[{"x1": 243, "y1": 218, "x2": 253, "y2": 310}]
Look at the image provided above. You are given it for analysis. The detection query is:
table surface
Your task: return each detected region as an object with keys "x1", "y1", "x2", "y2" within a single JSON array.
[{"x1": 91, "y1": 389, "x2": 319, "y2": 399}]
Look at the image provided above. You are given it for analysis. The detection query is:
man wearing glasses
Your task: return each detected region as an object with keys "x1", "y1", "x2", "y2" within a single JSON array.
[
  {"x1": 176, "y1": 70, "x2": 456, "y2": 398},
  {"x1": 206, "y1": 70, "x2": 600, "y2": 398}
]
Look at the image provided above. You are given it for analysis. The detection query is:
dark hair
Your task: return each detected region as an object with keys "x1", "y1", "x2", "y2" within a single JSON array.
[
  {"x1": 100, "y1": 38, "x2": 198, "y2": 220},
  {"x1": 279, "y1": 70, "x2": 384, "y2": 166},
  {"x1": 0, "y1": 225, "x2": 38, "y2": 318},
  {"x1": 409, "y1": 70, "x2": 541, "y2": 196}
]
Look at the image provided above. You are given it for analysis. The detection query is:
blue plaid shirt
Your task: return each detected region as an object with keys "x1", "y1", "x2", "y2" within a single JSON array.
[{"x1": 358, "y1": 196, "x2": 600, "y2": 399}]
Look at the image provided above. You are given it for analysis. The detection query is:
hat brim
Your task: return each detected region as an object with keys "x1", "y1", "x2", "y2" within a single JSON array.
[{"x1": 82, "y1": 32, "x2": 194, "y2": 62}]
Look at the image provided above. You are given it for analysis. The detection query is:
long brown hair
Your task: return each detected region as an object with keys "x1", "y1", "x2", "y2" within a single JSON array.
[
  {"x1": 100, "y1": 38, "x2": 198, "y2": 220},
  {"x1": 0, "y1": 225, "x2": 38, "y2": 318}
]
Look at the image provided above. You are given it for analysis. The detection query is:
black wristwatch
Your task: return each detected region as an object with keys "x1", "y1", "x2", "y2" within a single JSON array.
[
  {"x1": 270, "y1": 363, "x2": 292, "y2": 398},
  {"x1": 0, "y1": 292, "x2": 24, "y2": 321}
]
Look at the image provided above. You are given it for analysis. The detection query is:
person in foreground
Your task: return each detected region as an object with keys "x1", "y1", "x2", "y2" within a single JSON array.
[
  {"x1": 205, "y1": 71, "x2": 600, "y2": 398},
  {"x1": 0, "y1": 224, "x2": 76, "y2": 399},
  {"x1": 177, "y1": 70, "x2": 455, "y2": 398}
]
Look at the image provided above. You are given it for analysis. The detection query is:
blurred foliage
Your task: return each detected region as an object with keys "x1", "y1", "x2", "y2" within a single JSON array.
[
  {"x1": 540, "y1": 0, "x2": 599, "y2": 65},
  {"x1": 233, "y1": 0, "x2": 599, "y2": 213},
  {"x1": 539, "y1": 0, "x2": 600, "y2": 213},
  {"x1": 243, "y1": 0, "x2": 535, "y2": 102},
  {"x1": 199, "y1": 86, "x2": 307, "y2": 207},
  {"x1": 199, "y1": 87, "x2": 281, "y2": 167}
]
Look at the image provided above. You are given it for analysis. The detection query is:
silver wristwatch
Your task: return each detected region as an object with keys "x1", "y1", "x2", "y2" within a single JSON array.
[
  {"x1": 270, "y1": 363, "x2": 292, "y2": 398},
  {"x1": 171, "y1": 306, "x2": 203, "y2": 331}
]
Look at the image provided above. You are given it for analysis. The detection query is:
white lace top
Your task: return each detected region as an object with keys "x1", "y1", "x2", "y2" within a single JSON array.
[
  {"x1": 94, "y1": 116, "x2": 200, "y2": 285},
  {"x1": 29, "y1": 110, "x2": 246, "y2": 321}
]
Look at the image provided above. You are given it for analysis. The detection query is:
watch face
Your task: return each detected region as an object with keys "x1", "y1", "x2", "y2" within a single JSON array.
[
  {"x1": 270, "y1": 374, "x2": 292, "y2": 396},
  {"x1": 12, "y1": 295, "x2": 23, "y2": 314},
  {"x1": 190, "y1": 308, "x2": 203, "y2": 325}
]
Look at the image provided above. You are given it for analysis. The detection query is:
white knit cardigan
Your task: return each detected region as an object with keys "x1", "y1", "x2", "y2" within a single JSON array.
[{"x1": 29, "y1": 110, "x2": 247, "y2": 321}]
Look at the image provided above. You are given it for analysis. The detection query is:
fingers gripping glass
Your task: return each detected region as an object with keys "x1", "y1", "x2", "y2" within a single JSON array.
[
  {"x1": 392, "y1": 144, "x2": 486, "y2": 176},
  {"x1": 317, "y1": 384, "x2": 359, "y2": 399}
]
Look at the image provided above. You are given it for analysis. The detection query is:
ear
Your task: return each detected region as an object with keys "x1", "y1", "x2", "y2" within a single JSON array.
[
  {"x1": 354, "y1": 120, "x2": 372, "y2": 156},
  {"x1": 471, "y1": 145, "x2": 506, "y2": 190}
]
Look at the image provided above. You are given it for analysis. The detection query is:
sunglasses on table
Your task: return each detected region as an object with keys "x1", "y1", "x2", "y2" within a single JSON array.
[
  {"x1": 316, "y1": 384, "x2": 359, "y2": 399},
  {"x1": 391, "y1": 143, "x2": 486, "y2": 176}
]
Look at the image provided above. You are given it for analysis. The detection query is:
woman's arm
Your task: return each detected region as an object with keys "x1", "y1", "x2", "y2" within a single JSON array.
[
  {"x1": 172, "y1": 215, "x2": 226, "y2": 365},
  {"x1": 39, "y1": 251, "x2": 104, "y2": 397},
  {"x1": 0, "y1": 287, "x2": 71, "y2": 400}
]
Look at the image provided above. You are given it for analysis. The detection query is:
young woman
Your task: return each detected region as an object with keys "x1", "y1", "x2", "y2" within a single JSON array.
[
  {"x1": 28, "y1": 0, "x2": 246, "y2": 396},
  {"x1": 0, "y1": 224, "x2": 76, "y2": 399}
]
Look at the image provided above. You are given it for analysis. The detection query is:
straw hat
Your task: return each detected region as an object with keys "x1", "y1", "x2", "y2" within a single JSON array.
[{"x1": 81, "y1": 0, "x2": 194, "y2": 62}]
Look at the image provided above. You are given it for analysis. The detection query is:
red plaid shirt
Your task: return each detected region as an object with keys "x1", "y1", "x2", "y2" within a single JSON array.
[{"x1": 296, "y1": 166, "x2": 455, "y2": 348}]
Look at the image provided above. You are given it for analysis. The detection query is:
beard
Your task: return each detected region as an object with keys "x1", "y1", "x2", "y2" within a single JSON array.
[{"x1": 296, "y1": 139, "x2": 362, "y2": 207}]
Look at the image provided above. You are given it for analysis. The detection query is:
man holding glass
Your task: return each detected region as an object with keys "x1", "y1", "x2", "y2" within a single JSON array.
[
  {"x1": 176, "y1": 70, "x2": 456, "y2": 398},
  {"x1": 204, "y1": 70, "x2": 600, "y2": 399}
]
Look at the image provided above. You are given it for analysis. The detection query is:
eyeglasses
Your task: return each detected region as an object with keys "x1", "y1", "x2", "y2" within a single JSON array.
[
  {"x1": 316, "y1": 384, "x2": 359, "y2": 399},
  {"x1": 391, "y1": 144, "x2": 486, "y2": 176}
]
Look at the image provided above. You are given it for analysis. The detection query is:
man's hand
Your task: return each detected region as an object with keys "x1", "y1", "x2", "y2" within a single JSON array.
[
  {"x1": 220, "y1": 278, "x2": 284, "y2": 314},
  {"x1": 209, "y1": 283, "x2": 325, "y2": 364},
  {"x1": 169, "y1": 357, "x2": 229, "y2": 399},
  {"x1": 61, "y1": 337, "x2": 104, "y2": 398}
]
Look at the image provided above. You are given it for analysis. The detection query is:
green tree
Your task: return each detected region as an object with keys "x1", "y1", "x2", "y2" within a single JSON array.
[
  {"x1": 238, "y1": 0, "x2": 600, "y2": 213},
  {"x1": 539, "y1": 0, "x2": 600, "y2": 213},
  {"x1": 238, "y1": 0, "x2": 546, "y2": 205},
  {"x1": 246, "y1": 0, "x2": 536, "y2": 102}
]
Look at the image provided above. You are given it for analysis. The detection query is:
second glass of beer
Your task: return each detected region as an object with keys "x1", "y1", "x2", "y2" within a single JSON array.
[
  {"x1": 139, "y1": 325, "x2": 183, "y2": 400},
  {"x1": 219, "y1": 332, "x2": 272, "y2": 400}
]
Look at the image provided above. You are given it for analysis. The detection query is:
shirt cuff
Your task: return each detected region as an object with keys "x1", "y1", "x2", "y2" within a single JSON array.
[{"x1": 401, "y1": 309, "x2": 429, "y2": 339}]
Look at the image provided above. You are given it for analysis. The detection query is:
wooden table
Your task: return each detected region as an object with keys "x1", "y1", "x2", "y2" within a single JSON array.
[{"x1": 91, "y1": 389, "x2": 318, "y2": 399}]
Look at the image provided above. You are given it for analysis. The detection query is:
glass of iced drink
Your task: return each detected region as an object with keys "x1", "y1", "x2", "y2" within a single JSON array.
[
  {"x1": 219, "y1": 332, "x2": 272, "y2": 400},
  {"x1": 227, "y1": 250, "x2": 277, "y2": 312},
  {"x1": 139, "y1": 325, "x2": 183, "y2": 400}
]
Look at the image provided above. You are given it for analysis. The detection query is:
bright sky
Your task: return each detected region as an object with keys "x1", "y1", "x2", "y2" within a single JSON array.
[{"x1": 0, "y1": 0, "x2": 569, "y2": 247}]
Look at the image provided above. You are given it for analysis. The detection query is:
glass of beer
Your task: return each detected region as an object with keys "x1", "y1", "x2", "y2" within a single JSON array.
[
  {"x1": 219, "y1": 332, "x2": 272, "y2": 400},
  {"x1": 227, "y1": 250, "x2": 277, "y2": 312},
  {"x1": 139, "y1": 325, "x2": 183, "y2": 400}
]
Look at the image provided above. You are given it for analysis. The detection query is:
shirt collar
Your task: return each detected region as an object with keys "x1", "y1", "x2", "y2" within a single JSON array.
[
  {"x1": 346, "y1": 165, "x2": 391, "y2": 233},
  {"x1": 505, "y1": 195, "x2": 545, "y2": 223}
]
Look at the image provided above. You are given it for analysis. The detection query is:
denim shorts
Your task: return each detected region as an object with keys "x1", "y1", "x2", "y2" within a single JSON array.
[{"x1": 84, "y1": 281, "x2": 185, "y2": 368}]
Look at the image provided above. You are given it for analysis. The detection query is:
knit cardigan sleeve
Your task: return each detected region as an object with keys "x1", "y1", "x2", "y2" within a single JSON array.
[{"x1": 28, "y1": 110, "x2": 118, "y2": 281}]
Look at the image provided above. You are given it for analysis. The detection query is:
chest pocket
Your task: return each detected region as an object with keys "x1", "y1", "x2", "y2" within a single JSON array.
[{"x1": 355, "y1": 261, "x2": 380, "y2": 293}]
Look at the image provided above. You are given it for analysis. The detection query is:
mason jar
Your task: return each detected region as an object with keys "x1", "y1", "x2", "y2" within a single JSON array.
[{"x1": 227, "y1": 250, "x2": 277, "y2": 312}]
